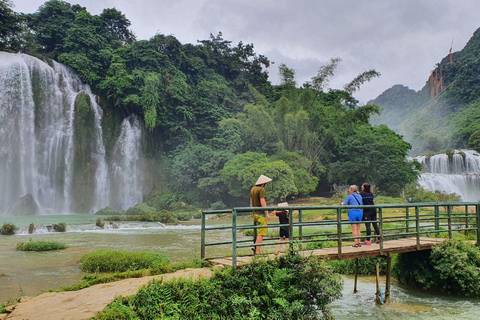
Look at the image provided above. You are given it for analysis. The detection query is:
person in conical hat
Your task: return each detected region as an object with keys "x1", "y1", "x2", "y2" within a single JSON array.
[
  {"x1": 250, "y1": 174, "x2": 273, "y2": 255},
  {"x1": 255, "y1": 174, "x2": 272, "y2": 186}
]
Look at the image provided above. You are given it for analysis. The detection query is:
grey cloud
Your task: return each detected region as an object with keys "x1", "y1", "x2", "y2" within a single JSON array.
[{"x1": 13, "y1": 0, "x2": 480, "y2": 103}]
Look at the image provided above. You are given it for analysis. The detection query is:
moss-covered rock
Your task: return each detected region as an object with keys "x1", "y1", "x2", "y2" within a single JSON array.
[
  {"x1": 95, "y1": 206, "x2": 120, "y2": 215},
  {"x1": 125, "y1": 203, "x2": 156, "y2": 215},
  {"x1": 72, "y1": 93, "x2": 95, "y2": 213}
]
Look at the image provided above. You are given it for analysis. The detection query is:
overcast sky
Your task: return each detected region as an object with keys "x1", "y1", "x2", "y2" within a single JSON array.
[{"x1": 11, "y1": 0, "x2": 480, "y2": 103}]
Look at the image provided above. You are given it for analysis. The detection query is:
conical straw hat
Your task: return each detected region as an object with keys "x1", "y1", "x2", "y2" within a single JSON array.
[{"x1": 255, "y1": 174, "x2": 272, "y2": 185}]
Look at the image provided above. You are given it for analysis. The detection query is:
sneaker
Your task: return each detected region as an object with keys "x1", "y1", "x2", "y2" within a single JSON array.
[{"x1": 363, "y1": 240, "x2": 371, "y2": 245}]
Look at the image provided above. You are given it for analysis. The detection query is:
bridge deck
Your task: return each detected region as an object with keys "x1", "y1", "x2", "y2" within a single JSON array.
[{"x1": 208, "y1": 237, "x2": 445, "y2": 267}]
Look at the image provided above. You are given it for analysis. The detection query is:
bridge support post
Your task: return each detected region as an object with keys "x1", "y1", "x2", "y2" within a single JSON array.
[
  {"x1": 476, "y1": 203, "x2": 480, "y2": 246},
  {"x1": 232, "y1": 209, "x2": 237, "y2": 268},
  {"x1": 201, "y1": 211, "x2": 206, "y2": 259},
  {"x1": 375, "y1": 263, "x2": 382, "y2": 304},
  {"x1": 385, "y1": 254, "x2": 391, "y2": 303},
  {"x1": 353, "y1": 258, "x2": 358, "y2": 294}
]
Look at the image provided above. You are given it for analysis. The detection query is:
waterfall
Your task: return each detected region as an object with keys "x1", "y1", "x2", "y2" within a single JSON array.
[
  {"x1": 0, "y1": 52, "x2": 145, "y2": 215},
  {"x1": 110, "y1": 115, "x2": 145, "y2": 211},
  {"x1": 415, "y1": 150, "x2": 480, "y2": 201}
]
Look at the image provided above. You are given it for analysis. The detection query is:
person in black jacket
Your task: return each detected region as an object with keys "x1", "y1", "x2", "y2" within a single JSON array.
[{"x1": 360, "y1": 183, "x2": 380, "y2": 245}]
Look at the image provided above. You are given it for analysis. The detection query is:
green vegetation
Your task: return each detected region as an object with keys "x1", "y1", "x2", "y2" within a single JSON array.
[
  {"x1": 52, "y1": 222, "x2": 67, "y2": 232},
  {"x1": 94, "y1": 206, "x2": 119, "y2": 215},
  {"x1": 93, "y1": 252, "x2": 342, "y2": 320},
  {"x1": 105, "y1": 209, "x2": 201, "y2": 224},
  {"x1": 393, "y1": 240, "x2": 480, "y2": 296},
  {"x1": 16, "y1": 240, "x2": 68, "y2": 251},
  {"x1": 403, "y1": 183, "x2": 462, "y2": 203},
  {"x1": 0, "y1": 223, "x2": 16, "y2": 235},
  {"x1": 80, "y1": 250, "x2": 170, "y2": 273},
  {"x1": 328, "y1": 257, "x2": 387, "y2": 275},
  {"x1": 60, "y1": 258, "x2": 210, "y2": 292}
]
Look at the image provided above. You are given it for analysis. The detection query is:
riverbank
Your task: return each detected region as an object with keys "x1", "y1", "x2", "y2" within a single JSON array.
[{"x1": 2, "y1": 267, "x2": 213, "y2": 320}]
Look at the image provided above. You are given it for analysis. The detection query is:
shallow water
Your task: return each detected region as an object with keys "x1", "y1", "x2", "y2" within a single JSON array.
[
  {"x1": 331, "y1": 275, "x2": 480, "y2": 319},
  {"x1": 0, "y1": 214, "x2": 249, "y2": 303},
  {"x1": 1, "y1": 214, "x2": 480, "y2": 319}
]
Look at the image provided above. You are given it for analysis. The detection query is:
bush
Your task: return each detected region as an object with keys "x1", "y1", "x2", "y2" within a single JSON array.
[
  {"x1": 125, "y1": 203, "x2": 156, "y2": 215},
  {"x1": 95, "y1": 252, "x2": 343, "y2": 319},
  {"x1": 328, "y1": 257, "x2": 387, "y2": 275},
  {"x1": 149, "y1": 211, "x2": 178, "y2": 224},
  {"x1": 53, "y1": 222, "x2": 67, "y2": 232},
  {"x1": 95, "y1": 206, "x2": 119, "y2": 215},
  {"x1": 17, "y1": 240, "x2": 68, "y2": 251},
  {"x1": 393, "y1": 240, "x2": 480, "y2": 296},
  {"x1": 0, "y1": 223, "x2": 16, "y2": 235},
  {"x1": 404, "y1": 182, "x2": 461, "y2": 202},
  {"x1": 80, "y1": 250, "x2": 170, "y2": 273},
  {"x1": 96, "y1": 218, "x2": 105, "y2": 229},
  {"x1": 209, "y1": 201, "x2": 227, "y2": 210}
]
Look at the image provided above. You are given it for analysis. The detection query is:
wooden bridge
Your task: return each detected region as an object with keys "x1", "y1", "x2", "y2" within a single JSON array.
[
  {"x1": 202, "y1": 202, "x2": 480, "y2": 303},
  {"x1": 202, "y1": 202, "x2": 480, "y2": 267},
  {"x1": 207, "y1": 237, "x2": 446, "y2": 267}
]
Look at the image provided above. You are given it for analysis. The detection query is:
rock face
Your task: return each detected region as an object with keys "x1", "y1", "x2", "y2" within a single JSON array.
[{"x1": 7, "y1": 194, "x2": 39, "y2": 216}]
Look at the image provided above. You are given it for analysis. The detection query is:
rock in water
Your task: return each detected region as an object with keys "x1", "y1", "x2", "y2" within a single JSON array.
[{"x1": 7, "y1": 194, "x2": 40, "y2": 216}]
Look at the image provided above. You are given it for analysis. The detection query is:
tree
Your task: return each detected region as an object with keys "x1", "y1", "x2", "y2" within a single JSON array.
[
  {"x1": 28, "y1": 0, "x2": 84, "y2": 57},
  {"x1": 0, "y1": 0, "x2": 22, "y2": 51},
  {"x1": 309, "y1": 57, "x2": 341, "y2": 91},
  {"x1": 220, "y1": 152, "x2": 297, "y2": 201},
  {"x1": 328, "y1": 125, "x2": 421, "y2": 195},
  {"x1": 99, "y1": 8, "x2": 135, "y2": 47},
  {"x1": 344, "y1": 70, "x2": 381, "y2": 94},
  {"x1": 278, "y1": 63, "x2": 296, "y2": 87}
]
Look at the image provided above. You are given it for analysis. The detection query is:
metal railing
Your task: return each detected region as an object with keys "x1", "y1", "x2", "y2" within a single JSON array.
[{"x1": 201, "y1": 202, "x2": 480, "y2": 267}]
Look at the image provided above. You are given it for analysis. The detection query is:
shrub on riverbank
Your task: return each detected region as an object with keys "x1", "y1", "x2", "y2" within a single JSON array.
[
  {"x1": 104, "y1": 209, "x2": 200, "y2": 224},
  {"x1": 94, "y1": 253, "x2": 343, "y2": 319},
  {"x1": 0, "y1": 223, "x2": 16, "y2": 235},
  {"x1": 328, "y1": 257, "x2": 387, "y2": 275},
  {"x1": 81, "y1": 250, "x2": 170, "y2": 273},
  {"x1": 393, "y1": 240, "x2": 480, "y2": 296},
  {"x1": 17, "y1": 240, "x2": 68, "y2": 251}
]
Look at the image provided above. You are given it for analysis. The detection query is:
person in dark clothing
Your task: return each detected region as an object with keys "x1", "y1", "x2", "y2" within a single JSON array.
[
  {"x1": 360, "y1": 183, "x2": 380, "y2": 245},
  {"x1": 272, "y1": 202, "x2": 290, "y2": 254}
]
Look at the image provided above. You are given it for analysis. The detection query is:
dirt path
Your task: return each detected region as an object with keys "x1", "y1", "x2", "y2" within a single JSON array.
[{"x1": 4, "y1": 268, "x2": 213, "y2": 320}]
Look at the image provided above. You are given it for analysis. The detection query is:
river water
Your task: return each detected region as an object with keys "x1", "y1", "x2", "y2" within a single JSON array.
[{"x1": 1, "y1": 214, "x2": 480, "y2": 319}]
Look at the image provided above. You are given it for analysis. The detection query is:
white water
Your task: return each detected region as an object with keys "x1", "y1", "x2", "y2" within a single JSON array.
[
  {"x1": 415, "y1": 150, "x2": 480, "y2": 201},
  {"x1": 0, "y1": 52, "x2": 145, "y2": 214}
]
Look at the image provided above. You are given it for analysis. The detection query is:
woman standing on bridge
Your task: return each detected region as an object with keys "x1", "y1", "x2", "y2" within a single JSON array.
[
  {"x1": 360, "y1": 183, "x2": 380, "y2": 245},
  {"x1": 342, "y1": 185, "x2": 363, "y2": 247}
]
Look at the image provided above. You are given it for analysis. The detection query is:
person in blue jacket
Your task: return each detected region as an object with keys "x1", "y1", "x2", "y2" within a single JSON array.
[{"x1": 342, "y1": 185, "x2": 363, "y2": 247}]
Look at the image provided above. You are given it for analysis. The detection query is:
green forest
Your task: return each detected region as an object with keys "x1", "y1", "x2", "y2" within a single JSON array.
[{"x1": 0, "y1": 0, "x2": 421, "y2": 208}]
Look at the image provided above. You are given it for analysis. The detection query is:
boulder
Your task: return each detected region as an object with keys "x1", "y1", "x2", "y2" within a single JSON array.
[{"x1": 7, "y1": 194, "x2": 39, "y2": 216}]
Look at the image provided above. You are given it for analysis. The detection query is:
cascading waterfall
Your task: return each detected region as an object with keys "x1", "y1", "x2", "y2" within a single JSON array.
[
  {"x1": 0, "y1": 52, "x2": 145, "y2": 215},
  {"x1": 110, "y1": 115, "x2": 145, "y2": 211},
  {"x1": 415, "y1": 149, "x2": 480, "y2": 201}
]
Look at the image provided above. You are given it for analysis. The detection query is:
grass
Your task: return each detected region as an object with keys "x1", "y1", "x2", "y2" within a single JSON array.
[
  {"x1": 17, "y1": 240, "x2": 68, "y2": 251},
  {"x1": 80, "y1": 250, "x2": 170, "y2": 273},
  {"x1": 60, "y1": 258, "x2": 211, "y2": 292}
]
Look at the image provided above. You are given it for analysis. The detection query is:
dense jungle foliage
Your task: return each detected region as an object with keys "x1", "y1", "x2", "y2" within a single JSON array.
[
  {"x1": 393, "y1": 240, "x2": 480, "y2": 297},
  {"x1": 1, "y1": 0, "x2": 421, "y2": 207},
  {"x1": 370, "y1": 27, "x2": 480, "y2": 155}
]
